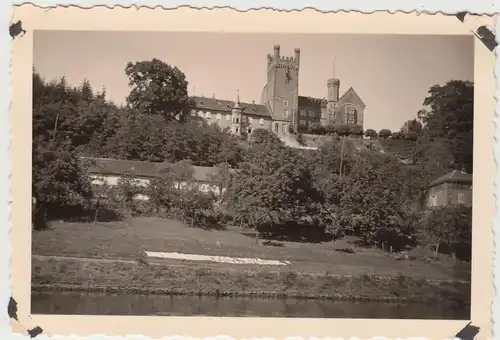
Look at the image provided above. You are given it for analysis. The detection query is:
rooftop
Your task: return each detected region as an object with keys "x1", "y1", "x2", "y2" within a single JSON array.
[
  {"x1": 81, "y1": 157, "x2": 227, "y2": 183},
  {"x1": 191, "y1": 96, "x2": 271, "y2": 118},
  {"x1": 428, "y1": 169, "x2": 473, "y2": 188}
]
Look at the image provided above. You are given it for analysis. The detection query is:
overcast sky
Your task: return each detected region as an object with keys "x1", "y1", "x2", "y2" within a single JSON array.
[{"x1": 34, "y1": 31, "x2": 473, "y2": 131}]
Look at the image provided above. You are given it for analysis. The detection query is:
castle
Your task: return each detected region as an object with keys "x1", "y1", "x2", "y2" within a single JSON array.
[{"x1": 189, "y1": 45, "x2": 365, "y2": 138}]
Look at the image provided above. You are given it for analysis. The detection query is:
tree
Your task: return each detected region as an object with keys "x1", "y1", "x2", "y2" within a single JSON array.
[
  {"x1": 177, "y1": 187, "x2": 215, "y2": 227},
  {"x1": 417, "y1": 80, "x2": 474, "y2": 173},
  {"x1": 338, "y1": 157, "x2": 419, "y2": 249},
  {"x1": 125, "y1": 58, "x2": 190, "y2": 121},
  {"x1": 104, "y1": 111, "x2": 168, "y2": 162},
  {"x1": 249, "y1": 128, "x2": 284, "y2": 146},
  {"x1": 32, "y1": 141, "x2": 93, "y2": 229},
  {"x1": 422, "y1": 205, "x2": 472, "y2": 260},
  {"x1": 208, "y1": 162, "x2": 233, "y2": 199},
  {"x1": 364, "y1": 129, "x2": 377, "y2": 139},
  {"x1": 147, "y1": 176, "x2": 177, "y2": 212},
  {"x1": 400, "y1": 118, "x2": 422, "y2": 135},
  {"x1": 227, "y1": 142, "x2": 323, "y2": 232},
  {"x1": 163, "y1": 160, "x2": 195, "y2": 190},
  {"x1": 378, "y1": 129, "x2": 392, "y2": 139},
  {"x1": 114, "y1": 171, "x2": 144, "y2": 209}
]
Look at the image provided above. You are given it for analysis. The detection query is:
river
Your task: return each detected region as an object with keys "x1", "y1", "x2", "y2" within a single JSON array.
[{"x1": 31, "y1": 292, "x2": 469, "y2": 319}]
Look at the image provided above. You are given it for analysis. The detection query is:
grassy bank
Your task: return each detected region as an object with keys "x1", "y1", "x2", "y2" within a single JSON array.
[
  {"x1": 32, "y1": 217, "x2": 471, "y2": 280},
  {"x1": 32, "y1": 257, "x2": 470, "y2": 305}
]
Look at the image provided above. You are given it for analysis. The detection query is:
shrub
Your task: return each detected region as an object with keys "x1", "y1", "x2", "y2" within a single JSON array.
[
  {"x1": 365, "y1": 129, "x2": 377, "y2": 138},
  {"x1": 378, "y1": 129, "x2": 392, "y2": 139}
]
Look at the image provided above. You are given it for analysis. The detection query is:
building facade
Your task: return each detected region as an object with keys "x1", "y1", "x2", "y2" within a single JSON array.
[
  {"x1": 83, "y1": 157, "x2": 227, "y2": 200},
  {"x1": 190, "y1": 44, "x2": 366, "y2": 137},
  {"x1": 426, "y1": 170, "x2": 473, "y2": 208}
]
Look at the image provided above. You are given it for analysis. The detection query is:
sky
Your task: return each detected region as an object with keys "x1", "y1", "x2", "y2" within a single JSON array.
[{"x1": 33, "y1": 31, "x2": 474, "y2": 132}]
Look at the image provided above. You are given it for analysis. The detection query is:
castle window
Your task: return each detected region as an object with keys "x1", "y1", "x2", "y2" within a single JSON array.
[
  {"x1": 236, "y1": 117, "x2": 239, "y2": 124},
  {"x1": 259, "y1": 118, "x2": 264, "y2": 125},
  {"x1": 190, "y1": 109, "x2": 197, "y2": 116},
  {"x1": 457, "y1": 193, "x2": 465, "y2": 205},
  {"x1": 284, "y1": 110, "x2": 289, "y2": 118},
  {"x1": 248, "y1": 128, "x2": 252, "y2": 134},
  {"x1": 300, "y1": 110, "x2": 306, "y2": 117},
  {"x1": 198, "y1": 110, "x2": 204, "y2": 117},
  {"x1": 308, "y1": 110, "x2": 315, "y2": 118},
  {"x1": 248, "y1": 117, "x2": 253, "y2": 124},
  {"x1": 226, "y1": 114, "x2": 230, "y2": 121},
  {"x1": 283, "y1": 99, "x2": 289, "y2": 107},
  {"x1": 205, "y1": 111, "x2": 212, "y2": 119},
  {"x1": 236, "y1": 127, "x2": 239, "y2": 133},
  {"x1": 216, "y1": 113, "x2": 222, "y2": 120},
  {"x1": 345, "y1": 106, "x2": 357, "y2": 124},
  {"x1": 299, "y1": 120, "x2": 307, "y2": 126}
]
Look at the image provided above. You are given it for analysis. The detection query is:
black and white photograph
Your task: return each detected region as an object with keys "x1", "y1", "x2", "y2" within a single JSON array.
[{"x1": 29, "y1": 28, "x2": 476, "y2": 320}]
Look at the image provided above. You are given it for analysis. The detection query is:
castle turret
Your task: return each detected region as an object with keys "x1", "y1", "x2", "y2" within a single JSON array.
[
  {"x1": 231, "y1": 90, "x2": 243, "y2": 136},
  {"x1": 294, "y1": 48, "x2": 300, "y2": 65},
  {"x1": 273, "y1": 44, "x2": 280, "y2": 60},
  {"x1": 326, "y1": 57, "x2": 340, "y2": 125}
]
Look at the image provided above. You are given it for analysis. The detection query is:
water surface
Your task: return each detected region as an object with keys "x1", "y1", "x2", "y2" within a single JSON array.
[{"x1": 31, "y1": 292, "x2": 469, "y2": 319}]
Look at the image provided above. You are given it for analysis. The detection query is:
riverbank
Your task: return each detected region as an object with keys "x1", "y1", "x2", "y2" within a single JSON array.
[{"x1": 32, "y1": 257, "x2": 470, "y2": 305}]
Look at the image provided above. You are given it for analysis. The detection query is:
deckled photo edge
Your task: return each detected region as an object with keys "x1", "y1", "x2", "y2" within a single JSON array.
[{"x1": 8, "y1": 4, "x2": 495, "y2": 339}]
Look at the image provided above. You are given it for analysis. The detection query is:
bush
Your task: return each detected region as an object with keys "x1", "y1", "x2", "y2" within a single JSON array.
[
  {"x1": 350, "y1": 124, "x2": 364, "y2": 137},
  {"x1": 378, "y1": 129, "x2": 392, "y2": 139},
  {"x1": 405, "y1": 131, "x2": 419, "y2": 141},
  {"x1": 365, "y1": 129, "x2": 377, "y2": 138},
  {"x1": 391, "y1": 132, "x2": 404, "y2": 140},
  {"x1": 307, "y1": 123, "x2": 326, "y2": 135}
]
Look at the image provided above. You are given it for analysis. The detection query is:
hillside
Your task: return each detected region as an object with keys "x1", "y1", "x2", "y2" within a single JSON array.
[{"x1": 297, "y1": 133, "x2": 417, "y2": 163}]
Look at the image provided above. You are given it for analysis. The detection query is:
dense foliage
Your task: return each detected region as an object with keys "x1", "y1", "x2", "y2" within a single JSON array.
[{"x1": 32, "y1": 60, "x2": 473, "y2": 259}]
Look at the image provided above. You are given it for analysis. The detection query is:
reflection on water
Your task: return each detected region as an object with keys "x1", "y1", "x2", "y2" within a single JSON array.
[{"x1": 31, "y1": 291, "x2": 469, "y2": 319}]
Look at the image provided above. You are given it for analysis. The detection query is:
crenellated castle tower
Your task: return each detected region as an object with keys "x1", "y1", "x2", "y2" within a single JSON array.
[{"x1": 261, "y1": 45, "x2": 300, "y2": 134}]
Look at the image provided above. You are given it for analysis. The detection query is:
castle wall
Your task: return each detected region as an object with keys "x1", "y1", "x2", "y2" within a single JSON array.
[{"x1": 297, "y1": 99, "x2": 322, "y2": 133}]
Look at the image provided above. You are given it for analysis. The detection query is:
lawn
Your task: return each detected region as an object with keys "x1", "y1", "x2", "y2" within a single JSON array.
[{"x1": 32, "y1": 216, "x2": 470, "y2": 281}]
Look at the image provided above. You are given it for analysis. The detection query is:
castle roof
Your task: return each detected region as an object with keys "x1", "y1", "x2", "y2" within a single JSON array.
[
  {"x1": 191, "y1": 96, "x2": 271, "y2": 118},
  {"x1": 81, "y1": 157, "x2": 229, "y2": 183},
  {"x1": 298, "y1": 96, "x2": 327, "y2": 108},
  {"x1": 428, "y1": 169, "x2": 472, "y2": 188}
]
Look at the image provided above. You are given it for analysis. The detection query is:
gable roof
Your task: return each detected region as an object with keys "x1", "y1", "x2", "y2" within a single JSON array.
[
  {"x1": 339, "y1": 87, "x2": 366, "y2": 108},
  {"x1": 428, "y1": 169, "x2": 473, "y2": 188},
  {"x1": 191, "y1": 96, "x2": 271, "y2": 118},
  {"x1": 81, "y1": 157, "x2": 227, "y2": 183}
]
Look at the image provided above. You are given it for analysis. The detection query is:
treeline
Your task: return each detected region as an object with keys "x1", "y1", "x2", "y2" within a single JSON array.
[{"x1": 32, "y1": 59, "x2": 474, "y2": 259}]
